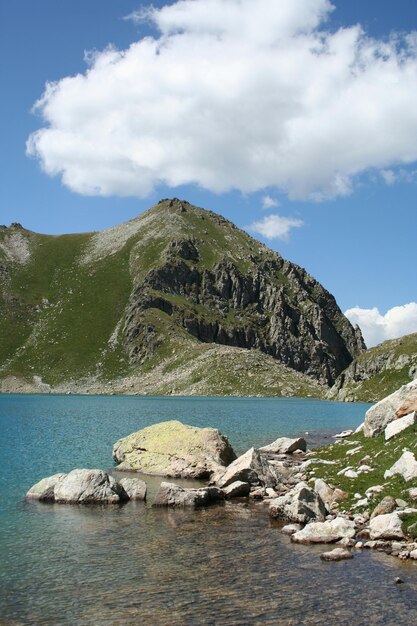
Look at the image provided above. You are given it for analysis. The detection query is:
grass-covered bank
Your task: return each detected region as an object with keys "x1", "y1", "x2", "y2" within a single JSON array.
[{"x1": 306, "y1": 424, "x2": 417, "y2": 537}]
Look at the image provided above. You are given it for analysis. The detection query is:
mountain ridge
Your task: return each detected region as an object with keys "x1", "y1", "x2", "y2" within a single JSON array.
[{"x1": 0, "y1": 198, "x2": 364, "y2": 396}]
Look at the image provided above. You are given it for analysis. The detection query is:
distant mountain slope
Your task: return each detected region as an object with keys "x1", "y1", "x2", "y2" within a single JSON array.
[
  {"x1": 329, "y1": 333, "x2": 417, "y2": 402},
  {"x1": 0, "y1": 199, "x2": 364, "y2": 396}
]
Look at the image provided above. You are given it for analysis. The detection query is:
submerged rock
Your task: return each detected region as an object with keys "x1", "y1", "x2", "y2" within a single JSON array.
[
  {"x1": 320, "y1": 547, "x2": 353, "y2": 561},
  {"x1": 26, "y1": 473, "x2": 67, "y2": 501},
  {"x1": 269, "y1": 482, "x2": 328, "y2": 524},
  {"x1": 259, "y1": 437, "x2": 306, "y2": 454},
  {"x1": 213, "y1": 447, "x2": 277, "y2": 489},
  {"x1": 54, "y1": 469, "x2": 127, "y2": 504},
  {"x1": 152, "y1": 482, "x2": 224, "y2": 508},
  {"x1": 113, "y1": 420, "x2": 236, "y2": 479}
]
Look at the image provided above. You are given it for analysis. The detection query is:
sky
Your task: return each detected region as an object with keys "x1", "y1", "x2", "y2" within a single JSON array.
[{"x1": 1, "y1": 0, "x2": 417, "y2": 347}]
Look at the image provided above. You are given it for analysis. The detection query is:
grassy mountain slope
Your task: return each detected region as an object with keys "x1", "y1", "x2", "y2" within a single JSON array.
[
  {"x1": 329, "y1": 333, "x2": 417, "y2": 402},
  {"x1": 0, "y1": 199, "x2": 362, "y2": 396}
]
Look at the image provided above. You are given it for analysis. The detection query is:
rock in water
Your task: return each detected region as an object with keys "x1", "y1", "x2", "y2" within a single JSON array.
[
  {"x1": 259, "y1": 437, "x2": 306, "y2": 454},
  {"x1": 112, "y1": 420, "x2": 236, "y2": 479},
  {"x1": 26, "y1": 473, "x2": 67, "y2": 501},
  {"x1": 54, "y1": 469, "x2": 127, "y2": 504},
  {"x1": 269, "y1": 482, "x2": 328, "y2": 523},
  {"x1": 152, "y1": 482, "x2": 224, "y2": 508},
  {"x1": 213, "y1": 447, "x2": 277, "y2": 489},
  {"x1": 118, "y1": 477, "x2": 147, "y2": 501},
  {"x1": 320, "y1": 548, "x2": 353, "y2": 561},
  {"x1": 364, "y1": 380, "x2": 417, "y2": 437},
  {"x1": 223, "y1": 481, "x2": 251, "y2": 498},
  {"x1": 291, "y1": 517, "x2": 355, "y2": 544}
]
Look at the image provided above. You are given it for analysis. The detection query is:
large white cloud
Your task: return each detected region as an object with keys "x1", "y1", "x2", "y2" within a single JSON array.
[
  {"x1": 345, "y1": 303, "x2": 417, "y2": 347},
  {"x1": 27, "y1": 0, "x2": 417, "y2": 199}
]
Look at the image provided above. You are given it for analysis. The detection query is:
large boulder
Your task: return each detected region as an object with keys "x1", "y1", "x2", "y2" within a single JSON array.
[
  {"x1": 152, "y1": 482, "x2": 224, "y2": 508},
  {"x1": 259, "y1": 437, "x2": 306, "y2": 454},
  {"x1": 369, "y1": 513, "x2": 404, "y2": 540},
  {"x1": 370, "y1": 496, "x2": 396, "y2": 519},
  {"x1": 112, "y1": 420, "x2": 236, "y2": 479},
  {"x1": 291, "y1": 517, "x2": 355, "y2": 544},
  {"x1": 26, "y1": 473, "x2": 67, "y2": 501},
  {"x1": 269, "y1": 482, "x2": 328, "y2": 523},
  {"x1": 384, "y1": 450, "x2": 417, "y2": 482},
  {"x1": 54, "y1": 469, "x2": 127, "y2": 504},
  {"x1": 364, "y1": 380, "x2": 417, "y2": 437},
  {"x1": 213, "y1": 447, "x2": 277, "y2": 489}
]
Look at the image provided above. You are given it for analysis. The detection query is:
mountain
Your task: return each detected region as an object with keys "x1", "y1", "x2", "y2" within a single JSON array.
[
  {"x1": 329, "y1": 332, "x2": 417, "y2": 402},
  {"x1": 0, "y1": 198, "x2": 364, "y2": 396}
]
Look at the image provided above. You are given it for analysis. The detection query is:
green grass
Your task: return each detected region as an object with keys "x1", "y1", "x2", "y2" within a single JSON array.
[{"x1": 308, "y1": 425, "x2": 417, "y2": 526}]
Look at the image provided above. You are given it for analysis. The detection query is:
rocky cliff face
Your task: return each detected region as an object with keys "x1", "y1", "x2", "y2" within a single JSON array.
[
  {"x1": 123, "y1": 199, "x2": 363, "y2": 386},
  {"x1": 0, "y1": 198, "x2": 364, "y2": 394}
]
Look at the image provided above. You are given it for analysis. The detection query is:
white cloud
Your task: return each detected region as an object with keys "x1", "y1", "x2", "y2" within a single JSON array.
[
  {"x1": 262, "y1": 194, "x2": 280, "y2": 209},
  {"x1": 381, "y1": 168, "x2": 417, "y2": 185},
  {"x1": 345, "y1": 303, "x2": 417, "y2": 348},
  {"x1": 27, "y1": 0, "x2": 417, "y2": 200},
  {"x1": 248, "y1": 214, "x2": 303, "y2": 240}
]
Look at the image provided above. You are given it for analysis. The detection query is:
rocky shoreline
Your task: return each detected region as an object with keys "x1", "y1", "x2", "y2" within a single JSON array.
[{"x1": 26, "y1": 380, "x2": 417, "y2": 565}]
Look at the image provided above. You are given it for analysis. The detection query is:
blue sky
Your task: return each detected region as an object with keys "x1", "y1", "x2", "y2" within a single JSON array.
[{"x1": 1, "y1": 0, "x2": 417, "y2": 345}]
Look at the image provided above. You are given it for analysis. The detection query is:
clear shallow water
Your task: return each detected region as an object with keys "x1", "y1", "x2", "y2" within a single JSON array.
[{"x1": 1, "y1": 394, "x2": 417, "y2": 625}]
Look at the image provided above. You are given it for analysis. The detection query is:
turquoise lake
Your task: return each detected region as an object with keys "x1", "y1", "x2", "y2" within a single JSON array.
[{"x1": 1, "y1": 394, "x2": 417, "y2": 625}]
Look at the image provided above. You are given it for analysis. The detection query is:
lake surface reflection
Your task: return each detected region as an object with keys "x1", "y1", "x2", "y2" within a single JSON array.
[{"x1": 1, "y1": 394, "x2": 416, "y2": 625}]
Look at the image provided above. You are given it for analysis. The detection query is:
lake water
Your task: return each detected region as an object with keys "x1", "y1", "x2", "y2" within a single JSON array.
[{"x1": 1, "y1": 394, "x2": 417, "y2": 625}]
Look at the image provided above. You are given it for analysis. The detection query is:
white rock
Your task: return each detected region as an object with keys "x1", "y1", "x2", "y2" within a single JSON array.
[
  {"x1": 408, "y1": 487, "x2": 417, "y2": 500},
  {"x1": 344, "y1": 470, "x2": 358, "y2": 479},
  {"x1": 292, "y1": 517, "x2": 355, "y2": 544},
  {"x1": 384, "y1": 450, "x2": 417, "y2": 482},
  {"x1": 314, "y1": 479, "x2": 334, "y2": 504},
  {"x1": 353, "y1": 498, "x2": 368, "y2": 508},
  {"x1": 269, "y1": 482, "x2": 328, "y2": 523},
  {"x1": 214, "y1": 448, "x2": 277, "y2": 489},
  {"x1": 385, "y1": 412, "x2": 416, "y2": 441},
  {"x1": 26, "y1": 473, "x2": 67, "y2": 501},
  {"x1": 355, "y1": 423, "x2": 364, "y2": 434},
  {"x1": 259, "y1": 436, "x2": 306, "y2": 454},
  {"x1": 281, "y1": 523, "x2": 303, "y2": 535},
  {"x1": 337, "y1": 466, "x2": 353, "y2": 476},
  {"x1": 346, "y1": 446, "x2": 362, "y2": 456},
  {"x1": 333, "y1": 430, "x2": 354, "y2": 439},
  {"x1": 369, "y1": 513, "x2": 404, "y2": 540},
  {"x1": 364, "y1": 380, "x2": 417, "y2": 437},
  {"x1": 365, "y1": 485, "x2": 384, "y2": 498},
  {"x1": 409, "y1": 549, "x2": 417, "y2": 560},
  {"x1": 356, "y1": 465, "x2": 373, "y2": 474},
  {"x1": 54, "y1": 469, "x2": 126, "y2": 504}
]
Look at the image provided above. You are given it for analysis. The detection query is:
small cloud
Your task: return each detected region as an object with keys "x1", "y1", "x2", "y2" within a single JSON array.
[
  {"x1": 262, "y1": 195, "x2": 280, "y2": 209},
  {"x1": 248, "y1": 214, "x2": 303, "y2": 241},
  {"x1": 345, "y1": 302, "x2": 417, "y2": 347},
  {"x1": 380, "y1": 169, "x2": 396, "y2": 185}
]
